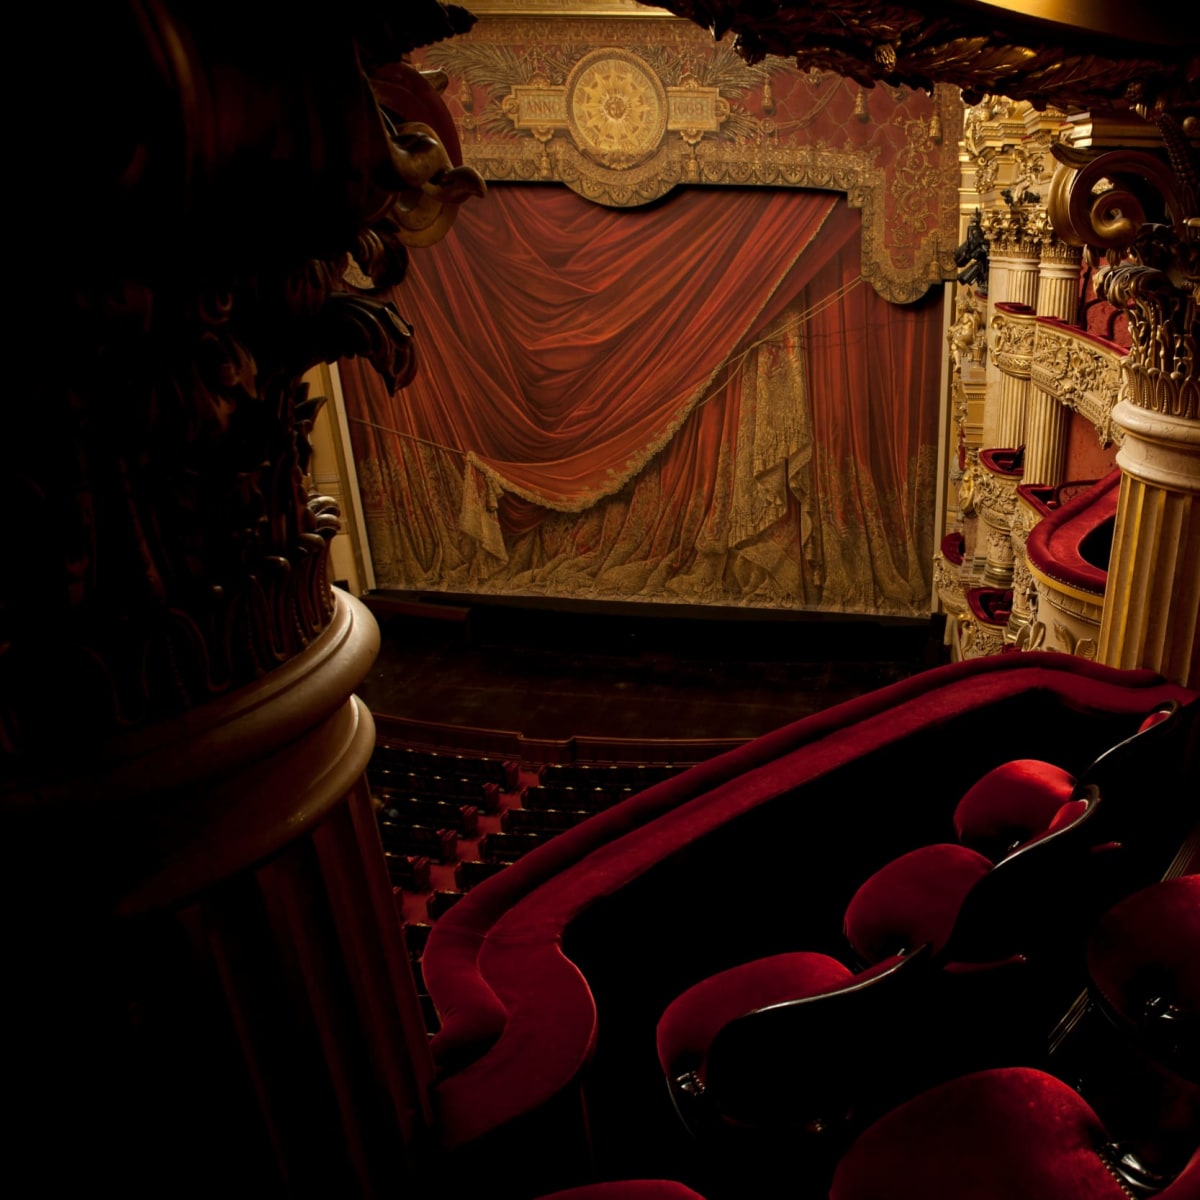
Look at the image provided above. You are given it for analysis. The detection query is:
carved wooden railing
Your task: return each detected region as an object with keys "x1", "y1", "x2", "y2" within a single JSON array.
[{"x1": 3, "y1": 3, "x2": 484, "y2": 1193}]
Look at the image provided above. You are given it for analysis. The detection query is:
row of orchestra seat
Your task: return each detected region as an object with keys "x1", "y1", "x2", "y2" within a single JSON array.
[
  {"x1": 366, "y1": 740, "x2": 697, "y2": 1038},
  {"x1": 367, "y1": 743, "x2": 693, "y2": 925}
]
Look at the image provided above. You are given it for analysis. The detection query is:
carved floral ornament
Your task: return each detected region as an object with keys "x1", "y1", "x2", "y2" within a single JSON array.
[
  {"x1": 1031, "y1": 322, "x2": 1125, "y2": 447},
  {"x1": 636, "y1": 0, "x2": 1198, "y2": 112},
  {"x1": 501, "y1": 48, "x2": 731, "y2": 169},
  {"x1": 991, "y1": 308, "x2": 1036, "y2": 376},
  {"x1": 5, "y1": 1, "x2": 486, "y2": 755},
  {"x1": 975, "y1": 468, "x2": 1021, "y2": 525},
  {"x1": 979, "y1": 205, "x2": 1059, "y2": 259},
  {"x1": 1047, "y1": 120, "x2": 1200, "y2": 424}
]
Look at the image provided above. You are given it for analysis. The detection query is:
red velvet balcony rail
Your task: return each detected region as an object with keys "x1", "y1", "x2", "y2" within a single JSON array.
[
  {"x1": 1026, "y1": 468, "x2": 1122, "y2": 597},
  {"x1": 421, "y1": 654, "x2": 1197, "y2": 1189}
]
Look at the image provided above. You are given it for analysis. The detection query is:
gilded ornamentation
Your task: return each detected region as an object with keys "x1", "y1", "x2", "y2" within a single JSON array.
[
  {"x1": 1048, "y1": 125, "x2": 1199, "y2": 424},
  {"x1": 980, "y1": 206, "x2": 1042, "y2": 260},
  {"x1": 991, "y1": 309, "x2": 1036, "y2": 377},
  {"x1": 640, "y1": 1, "x2": 1195, "y2": 111},
  {"x1": 567, "y1": 50, "x2": 668, "y2": 166},
  {"x1": 933, "y1": 550, "x2": 966, "y2": 618},
  {"x1": 960, "y1": 612, "x2": 1007, "y2": 660},
  {"x1": 1006, "y1": 505, "x2": 1039, "y2": 644},
  {"x1": 975, "y1": 467, "x2": 1021, "y2": 523},
  {"x1": 3, "y1": 6, "x2": 482, "y2": 756},
  {"x1": 949, "y1": 285, "x2": 986, "y2": 367},
  {"x1": 1030, "y1": 322, "x2": 1126, "y2": 447},
  {"x1": 958, "y1": 452, "x2": 979, "y2": 518},
  {"x1": 419, "y1": 16, "x2": 961, "y2": 303},
  {"x1": 975, "y1": 464, "x2": 1021, "y2": 587}
]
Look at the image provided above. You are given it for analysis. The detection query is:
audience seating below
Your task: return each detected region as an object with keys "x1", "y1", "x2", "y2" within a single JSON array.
[{"x1": 417, "y1": 653, "x2": 1197, "y2": 1196}]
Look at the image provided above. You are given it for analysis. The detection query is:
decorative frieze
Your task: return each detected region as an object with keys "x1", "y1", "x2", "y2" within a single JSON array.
[
  {"x1": 991, "y1": 304, "x2": 1036, "y2": 377},
  {"x1": 1031, "y1": 319, "x2": 1126, "y2": 449},
  {"x1": 933, "y1": 550, "x2": 967, "y2": 619},
  {"x1": 419, "y1": 16, "x2": 963, "y2": 303},
  {"x1": 1006, "y1": 497, "x2": 1041, "y2": 644}
]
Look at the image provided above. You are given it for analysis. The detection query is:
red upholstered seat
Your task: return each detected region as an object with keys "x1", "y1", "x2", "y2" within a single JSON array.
[
  {"x1": 656, "y1": 949, "x2": 927, "y2": 1136},
  {"x1": 829, "y1": 1067, "x2": 1200, "y2": 1200},
  {"x1": 940, "y1": 531, "x2": 965, "y2": 565},
  {"x1": 1025, "y1": 467, "x2": 1120, "y2": 598},
  {"x1": 656, "y1": 952, "x2": 856, "y2": 1081},
  {"x1": 979, "y1": 446, "x2": 1024, "y2": 476},
  {"x1": 655, "y1": 767, "x2": 1107, "y2": 1144},
  {"x1": 966, "y1": 587, "x2": 1012, "y2": 626},
  {"x1": 536, "y1": 1184, "x2": 708, "y2": 1199},
  {"x1": 952, "y1": 758, "x2": 1077, "y2": 860},
  {"x1": 1087, "y1": 874, "x2": 1200, "y2": 1080},
  {"x1": 843, "y1": 844, "x2": 992, "y2": 962},
  {"x1": 844, "y1": 786, "x2": 1102, "y2": 969},
  {"x1": 423, "y1": 657, "x2": 1193, "y2": 1160}
]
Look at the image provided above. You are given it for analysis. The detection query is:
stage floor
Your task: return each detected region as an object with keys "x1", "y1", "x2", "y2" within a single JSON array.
[{"x1": 355, "y1": 591, "x2": 950, "y2": 744}]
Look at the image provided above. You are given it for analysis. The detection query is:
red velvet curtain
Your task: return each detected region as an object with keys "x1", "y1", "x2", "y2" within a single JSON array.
[
  {"x1": 342, "y1": 186, "x2": 837, "y2": 507},
  {"x1": 340, "y1": 186, "x2": 943, "y2": 615},
  {"x1": 800, "y1": 231, "x2": 945, "y2": 608}
]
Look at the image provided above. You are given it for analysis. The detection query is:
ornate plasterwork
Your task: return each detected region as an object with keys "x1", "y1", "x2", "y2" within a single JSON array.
[
  {"x1": 975, "y1": 465, "x2": 1021, "y2": 523},
  {"x1": 1049, "y1": 123, "x2": 1199, "y2": 425},
  {"x1": 949, "y1": 284, "x2": 987, "y2": 368},
  {"x1": 959, "y1": 610, "x2": 1008, "y2": 660},
  {"x1": 933, "y1": 551, "x2": 967, "y2": 619},
  {"x1": 975, "y1": 465, "x2": 1021, "y2": 588},
  {"x1": 640, "y1": 1, "x2": 1196, "y2": 113},
  {"x1": 1025, "y1": 576, "x2": 1104, "y2": 659},
  {"x1": 991, "y1": 307, "x2": 1036, "y2": 378},
  {"x1": 4, "y1": 15, "x2": 484, "y2": 755},
  {"x1": 418, "y1": 16, "x2": 962, "y2": 302},
  {"x1": 1031, "y1": 321, "x2": 1126, "y2": 448},
  {"x1": 1007, "y1": 499, "x2": 1042, "y2": 645},
  {"x1": 980, "y1": 204, "x2": 1060, "y2": 260}
]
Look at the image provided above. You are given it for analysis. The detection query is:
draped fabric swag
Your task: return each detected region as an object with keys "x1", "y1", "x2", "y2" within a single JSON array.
[{"x1": 341, "y1": 186, "x2": 942, "y2": 616}]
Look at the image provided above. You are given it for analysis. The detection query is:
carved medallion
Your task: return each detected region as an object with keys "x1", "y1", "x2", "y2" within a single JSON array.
[{"x1": 565, "y1": 49, "x2": 668, "y2": 168}]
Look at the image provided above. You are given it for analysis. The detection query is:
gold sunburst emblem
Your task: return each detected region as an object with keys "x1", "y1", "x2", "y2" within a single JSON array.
[{"x1": 566, "y1": 49, "x2": 668, "y2": 170}]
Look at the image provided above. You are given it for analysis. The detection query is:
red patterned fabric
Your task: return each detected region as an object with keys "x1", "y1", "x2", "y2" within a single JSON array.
[
  {"x1": 344, "y1": 186, "x2": 839, "y2": 514},
  {"x1": 340, "y1": 186, "x2": 945, "y2": 616}
]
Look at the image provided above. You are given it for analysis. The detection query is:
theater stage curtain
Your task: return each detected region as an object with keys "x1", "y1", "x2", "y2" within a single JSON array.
[{"x1": 342, "y1": 186, "x2": 942, "y2": 617}]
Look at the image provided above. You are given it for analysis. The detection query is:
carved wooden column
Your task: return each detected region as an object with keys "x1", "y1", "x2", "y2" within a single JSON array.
[
  {"x1": 3, "y1": 4, "x2": 484, "y2": 1194},
  {"x1": 1049, "y1": 119, "x2": 1200, "y2": 687}
]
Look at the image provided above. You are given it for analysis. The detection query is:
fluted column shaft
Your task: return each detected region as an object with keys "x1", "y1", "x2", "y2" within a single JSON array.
[
  {"x1": 1099, "y1": 403, "x2": 1200, "y2": 687},
  {"x1": 992, "y1": 302, "x2": 1035, "y2": 449},
  {"x1": 1024, "y1": 246, "x2": 1083, "y2": 485},
  {"x1": 1023, "y1": 386, "x2": 1072, "y2": 485},
  {"x1": 983, "y1": 250, "x2": 1039, "y2": 447}
]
